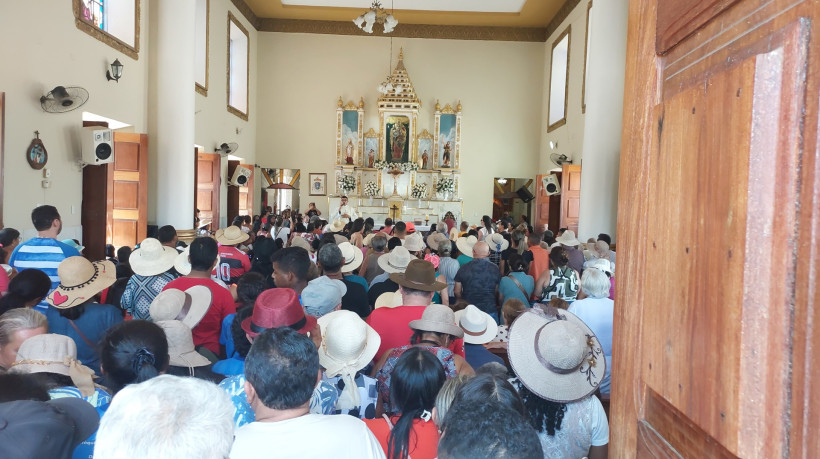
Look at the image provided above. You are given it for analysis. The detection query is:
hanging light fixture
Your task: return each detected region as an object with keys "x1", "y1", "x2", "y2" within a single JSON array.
[
  {"x1": 353, "y1": 1, "x2": 397, "y2": 35},
  {"x1": 378, "y1": 35, "x2": 396, "y2": 95}
]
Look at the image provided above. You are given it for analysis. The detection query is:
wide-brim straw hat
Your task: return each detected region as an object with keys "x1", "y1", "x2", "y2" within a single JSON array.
[
  {"x1": 130, "y1": 238, "x2": 178, "y2": 276},
  {"x1": 328, "y1": 219, "x2": 348, "y2": 233},
  {"x1": 485, "y1": 233, "x2": 510, "y2": 253},
  {"x1": 362, "y1": 233, "x2": 376, "y2": 248},
  {"x1": 455, "y1": 304, "x2": 499, "y2": 345},
  {"x1": 508, "y1": 307, "x2": 605, "y2": 403},
  {"x1": 403, "y1": 232, "x2": 426, "y2": 252},
  {"x1": 317, "y1": 310, "x2": 381, "y2": 376},
  {"x1": 9, "y1": 334, "x2": 96, "y2": 397},
  {"x1": 338, "y1": 242, "x2": 364, "y2": 273},
  {"x1": 377, "y1": 246, "x2": 414, "y2": 274},
  {"x1": 215, "y1": 226, "x2": 249, "y2": 246},
  {"x1": 174, "y1": 246, "x2": 221, "y2": 276},
  {"x1": 47, "y1": 257, "x2": 116, "y2": 309},
  {"x1": 408, "y1": 304, "x2": 464, "y2": 338},
  {"x1": 374, "y1": 290, "x2": 402, "y2": 309},
  {"x1": 156, "y1": 320, "x2": 212, "y2": 368},
  {"x1": 149, "y1": 286, "x2": 213, "y2": 329},
  {"x1": 426, "y1": 232, "x2": 448, "y2": 251},
  {"x1": 456, "y1": 235, "x2": 478, "y2": 256},
  {"x1": 390, "y1": 259, "x2": 446, "y2": 292},
  {"x1": 290, "y1": 236, "x2": 312, "y2": 252},
  {"x1": 555, "y1": 230, "x2": 581, "y2": 246},
  {"x1": 242, "y1": 288, "x2": 317, "y2": 338}
]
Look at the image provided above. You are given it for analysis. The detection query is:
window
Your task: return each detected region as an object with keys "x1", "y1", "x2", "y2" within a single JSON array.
[
  {"x1": 195, "y1": 0, "x2": 210, "y2": 95},
  {"x1": 73, "y1": 0, "x2": 139, "y2": 59},
  {"x1": 582, "y1": 1, "x2": 592, "y2": 113},
  {"x1": 547, "y1": 26, "x2": 571, "y2": 132},
  {"x1": 227, "y1": 12, "x2": 249, "y2": 120}
]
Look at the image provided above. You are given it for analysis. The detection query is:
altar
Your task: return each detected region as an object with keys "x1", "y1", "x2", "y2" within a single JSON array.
[{"x1": 328, "y1": 195, "x2": 463, "y2": 227}]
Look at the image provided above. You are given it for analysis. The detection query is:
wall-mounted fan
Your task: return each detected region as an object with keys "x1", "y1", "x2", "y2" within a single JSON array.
[
  {"x1": 216, "y1": 142, "x2": 239, "y2": 155},
  {"x1": 550, "y1": 153, "x2": 573, "y2": 167},
  {"x1": 40, "y1": 86, "x2": 89, "y2": 113}
]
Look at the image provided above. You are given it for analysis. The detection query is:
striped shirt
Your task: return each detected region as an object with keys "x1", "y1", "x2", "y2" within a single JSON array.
[{"x1": 9, "y1": 238, "x2": 80, "y2": 312}]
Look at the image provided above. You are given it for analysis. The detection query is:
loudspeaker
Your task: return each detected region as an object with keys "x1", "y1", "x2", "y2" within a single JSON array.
[
  {"x1": 230, "y1": 166, "x2": 252, "y2": 186},
  {"x1": 516, "y1": 186, "x2": 535, "y2": 202},
  {"x1": 543, "y1": 174, "x2": 561, "y2": 196},
  {"x1": 81, "y1": 127, "x2": 114, "y2": 165}
]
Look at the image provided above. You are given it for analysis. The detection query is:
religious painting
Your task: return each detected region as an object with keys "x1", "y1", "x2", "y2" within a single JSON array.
[
  {"x1": 335, "y1": 98, "x2": 364, "y2": 165},
  {"x1": 27, "y1": 132, "x2": 48, "y2": 170},
  {"x1": 342, "y1": 111, "x2": 359, "y2": 165},
  {"x1": 363, "y1": 129, "x2": 379, "y2": 168},
  {"x1": 416, "y1": 130, "x2": 433, "y2": 170},
  {"x1": 434, "y1": 101, "x2": 462, "y2": 169},
  {"x1": 385, "y1": 115, "x2": 410, "y2": 163},
  {"x1": 309, "y1": 173, "x2": 326, "y2": 196}
]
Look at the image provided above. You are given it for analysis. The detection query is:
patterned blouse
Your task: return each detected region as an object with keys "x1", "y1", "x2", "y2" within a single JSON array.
[
  {"x1": 323, "y1": 372, "x2": 379, "y2": 419},
  {"x1": 120, "y1": 271, "x2": 179, "y2": 319},
  {"x1": 376, "y1": 345, "x2": 458, "y2": 414},
  {"x1": 539, "y1": 266, "x2": 579, "y2": 302}
]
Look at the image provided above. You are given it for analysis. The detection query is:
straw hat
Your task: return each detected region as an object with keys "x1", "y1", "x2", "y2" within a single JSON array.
[
  {"x1": 9, "y1": 334, "x2": 96, "y2": 397},
  {"x1": 174, "y1": 246, "x2": 221, "y2": 276},
  {"x1": 403, "y1": 232, "x2": 426, "y2": 252},
  {"x1": 302, "y1": 276, "x2": 347, "y2": 317},
  {"x1": 328, "y1": 219, "x2": 348, "y2": 233},
  {"x1": 408, "y1": 304, "x2": 464, "y2": 338},
  {"x1": 362, "y1": 233, "x2": 376, "y2": 247},
  {"x1": 214, "y1": 226, "x2": 249, "y2": 246},
  {"x1": 389, "y1": 259, "x2": 446, "y2": 292},
  {"x1": 374, "y1": 290, "x2": 403, "y2": 309},
  {"x1": 47, "y1": 257, "x2": 116, "y2": 309},
  {"x1": 333, "y1": 234, "x2": 349, "y2": 245},
  {"x1": 588, "y1": 258, "x2": 613, "y2": 276},
  {"x1": 148, "y1": 286, "x2": 213, "y2": 329},
  {"x1": 555, "y1": 229, "x2": 581, "y2": 246},
  {"x1": 130, "y1": 238, "x2": 178, "y2": 276},
  {"x1": 337, "y1": 242, "x2": 364, "y2": 273},
  {"x1": 242, "y1": 288, "x2": 317, "y2": 338},
  {"x1": 317, "y1": 310, "x2": 380, "y2": 377},
  {"x1": 456, "y1": 235, "x2": 478, "y2": 256},
  {"x1": 290, "y1": 236, "x2": 312, "y2": 252},
  {"x1": 455, "y1": 305, "x2": 499, "y2": 345},
  {"x1": 377, "y1": 246, "x2": 414, "y2": 274},
  {"x1": 507, "y1": 308, "x2": 605, "y2": 403},
  {"x1": 426, "y1": 232, "x2": 448, "y2": 251},
  {"x1": 485, "y1": 233, "x2": 510, "y2": 253},
  {"x1": 155, "y1": 320, "x2": 211, "y2": 368}
]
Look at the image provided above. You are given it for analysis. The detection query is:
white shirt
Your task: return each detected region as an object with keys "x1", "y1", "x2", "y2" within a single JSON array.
[
  {"x1": 568, "y1": 297, "x2": 614, "y2": 394},
  {"x1": 229, "y1": 413, "x2": 386, "y2": 459},
  {"x1": 335, "y1": 204, "x2": 358, "y2": 221}
]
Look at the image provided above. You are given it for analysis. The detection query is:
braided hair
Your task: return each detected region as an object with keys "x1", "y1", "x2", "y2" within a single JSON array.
[{"x1": 518, "y1": 383, "x2": 567, "y2": 436}]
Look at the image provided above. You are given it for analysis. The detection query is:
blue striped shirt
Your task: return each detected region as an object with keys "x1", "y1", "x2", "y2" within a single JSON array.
[{"x1": 9, "y1": 238, "x2": 81, "y2": 312}]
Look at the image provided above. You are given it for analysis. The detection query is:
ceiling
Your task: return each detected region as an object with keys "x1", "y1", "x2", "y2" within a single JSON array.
[{"x1": 244, "y1": 0, "x2": 566, "y2": 28}]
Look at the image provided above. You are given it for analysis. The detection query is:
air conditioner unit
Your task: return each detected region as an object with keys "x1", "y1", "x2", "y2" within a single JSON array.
[
  {"x1": 81, "y1": 127, "x2": 114, "y2": 165},
  {"x1": 230, "y1": 166, "x2": 252, "y2": 186},
  {"x1": 543, "y1": 174, "x2": 561, "y2": 196}
]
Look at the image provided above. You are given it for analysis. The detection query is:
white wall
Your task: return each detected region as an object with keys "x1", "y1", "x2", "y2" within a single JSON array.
[{"x1": 256, "y1": 33, "x2": 544, "y2": 223}]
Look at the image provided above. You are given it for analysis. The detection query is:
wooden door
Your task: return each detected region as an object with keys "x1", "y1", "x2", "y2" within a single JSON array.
[
  {"x1": 0, "y1": 92, "x2": 4, "y2": 228},
  {"x1": 195, "y1": 152, "x2": 220, "y2": 232},
  {"x1": 614, "y1": 0, "x2": 819, "y2": 457},
  {"x1": 107, "y1": 132, "x2": 148, "y2": 251},
  {"x1": 559, "y1": 164, "x2": 581, "y2": 234},
  {"x1": 534, "y1": 174, "x2": 550, "y2": 232}
]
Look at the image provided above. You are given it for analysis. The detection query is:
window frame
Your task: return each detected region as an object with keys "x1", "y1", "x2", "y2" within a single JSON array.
[
  {"x1": 227, "y1": 12, "x2": 250, "y2": 121},
  {"x1": 581, "y1": 1, "x2": 593, "y2": 114},
  {"x1": 195, "y1": 0, "x2": 210, "y2": 96},
  {"x1": 72, "y1": 0, "x2": 140, "y2": 60},
  {"x1": 547, "y1": 25, "x2": 571, "y2": 133}
]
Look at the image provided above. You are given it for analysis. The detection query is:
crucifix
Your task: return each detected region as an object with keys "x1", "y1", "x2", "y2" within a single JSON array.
[{"x1": 390, "y1": 204, "x2": 400, "y2": 220}]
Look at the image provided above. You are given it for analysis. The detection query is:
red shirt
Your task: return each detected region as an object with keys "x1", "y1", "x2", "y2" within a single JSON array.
[
  {"x1": 367, "y1": 306, "x2": 464, "y2": 362},
  {"x1": 363, "y1": 417, "x2": 439, "y2": 459},
  {"x1": 211, "y1": 245, "x2": 250, "y2": 283},
  {"x1": 163, "y1": 277, "x2": 236, "y2": 354}
]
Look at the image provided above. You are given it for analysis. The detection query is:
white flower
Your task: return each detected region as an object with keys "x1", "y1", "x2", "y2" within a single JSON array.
[
  {"x1": 364, "y1": 181, "x2": 379, "y2": 197},
  {"x1": 339, "y1": 175, "x2": 357, "y2": 192},
  {"x1": 436, "y1": 177, "x2": 455, "y2": 193},
  {"x1": 411, "y1": 183, "x2": 428, "y2": 199}
]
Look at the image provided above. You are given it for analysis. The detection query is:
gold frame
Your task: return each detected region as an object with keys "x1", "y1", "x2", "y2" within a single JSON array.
[
  {"x1": 227, "y1": 12, "x2": 250, "y2": 121},
  {"x1": 547, "y1": 25, "x2": 571, "y2": 132},
  {"x1": 335, "y1": 98, "x2": 365, "y2": 166},
  {"x1": 195, "y1": 0, "x2": 210, "y2": 96},
  {"x1": 309, "y1": 173, "x2": 327, "y2": 196},
  {"x1": 434, "y1": 101, "x2": 462, "y2": 170},
  {"x1": 362, "y1": 128, "x2": 380, "y2": 169},
  {"x1": 72, "y1": 0, "x2": 140, "y2": 60},
  {"x1": 581, "y1": 1, "x2": 592, "y2": 114},
  {"x1": 416, "y1": 129, "x2": 434, "y2": 170}
]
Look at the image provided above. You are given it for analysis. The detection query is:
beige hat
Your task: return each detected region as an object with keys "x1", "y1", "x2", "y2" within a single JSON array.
[
  {"x1": 555, "y1": 229, "x2": 581, "y2": 246},
  {"x1": 408, "y1": 304, "x2": 464, "y2": 338},
  {"x1": 374, "y1": 290, "x2": 403, "y2": 309},
  {"x1": 456, "y1": 235, "x2": 478, "y2": 256},
  {"x1": 149, "y1": 286, "x2": 213, "y2": 329},
  {"x1": 377, "y1": 246, "x2": 414, "y2": 274},
  {"x1": 214, "y1": 226, "x2": 249, "y2": 246},
  {"x1": 426, "y1": 232, "x2": 448, "y2": 251},
  {"x1": 508, "y1": 308, "x2": 605, "y2": 403},
  {"x1": 333, "y1": 234, "x2": 349, "y2": 245},
  {"x1": 588, "y1": 258, "x2": 613, "y2": 276},
  {"x1": 290, "y1": 236, "x2": 312, "y2": 252},
  {"x1": 455, "y1": 305, "x2": 499, "y2": 345},
  {"x1": 9, "y1": 334, "x2": 96, "y2": 397},
  {"x1": 362, "y1": 233, "x2": 375, "y2": 247},
  {"x1": 485, "y1": 233, "x2": 510, "y2": 253},
  {"x1": 47, "y1": 257, "x2": 116, "y2": 309},
  {"x1": 403, "y1": 232, "x2": 426, "y2": 252},
  {"x1": 328, "y1": 219, "x2": 348, "y2": 233},
  {"x1": 130, "y1": 238, "x2": 178, "y2": 276},
  {"x1": 155, "y1": 320, "x2": 212, "y2": 369},
  {"x1": 337, "y1": 242, "x2": 364, "y2": 273},
  {"x1": 174, "y1": 245, "x2": 221, "y2": 276}
]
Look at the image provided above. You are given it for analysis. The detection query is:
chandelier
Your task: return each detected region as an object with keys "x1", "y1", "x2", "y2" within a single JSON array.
[
  {"x1": 377, "y1": 36, "x2": 404, "y2": 95},
  {"x1": 353, "y1": 1, "x2": 398, "y2": 34}
]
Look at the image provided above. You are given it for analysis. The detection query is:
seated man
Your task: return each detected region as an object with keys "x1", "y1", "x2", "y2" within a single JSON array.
[
  {"x1": 270, "y1": 246, "x2": 311, "y2": 296},
  {"x1": 438, "y1": 402, "x2": 542, "y2": 459},
  {"x1": 317, "y1": 243, "x2": 369, "y2": 319},
  {"x1": 230, "y1": 327, "x2": 384, "y2": 459}
]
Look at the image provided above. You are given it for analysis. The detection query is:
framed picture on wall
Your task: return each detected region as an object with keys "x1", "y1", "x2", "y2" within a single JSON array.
[{"x1": 309, "y1": 173, "x2": 326, "y2": 196}]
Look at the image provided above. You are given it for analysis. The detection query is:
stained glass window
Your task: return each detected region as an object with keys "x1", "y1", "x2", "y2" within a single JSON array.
[{"x1": 82, "y1": 0, "x2": 105, "y2": 30}]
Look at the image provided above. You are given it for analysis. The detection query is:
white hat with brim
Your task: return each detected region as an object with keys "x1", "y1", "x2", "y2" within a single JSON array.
[
  {"x1": 149, "y1": 286, "x2": 213, "y2": 329},
  {"x1": 408, "y1": 304, "x2": 464, "y2": 338},
  {"x1": 329, "y1": 219, "x2": 348, "y2": 233},
  {"x1": 290, "y1": 236, "x2": 312, "y2": 252},
  {"x1": 174, "y1": 246, "x2": 221, "y2": 276},
  {"x1": 338, "y1": 242, "x2": 364, "y2": 273},
  {"x1": 156, "y1": 320, "x2": 212, "y2": 368},
  {"x1": 374, "y1": 290, "x2": 402, "y2": 309},
  {"x1": 588, "y1": 258, "x2": 613, "y2": 276},
  {"x1": 362, "y1": 233, "x2": 376, "y2": 247},
  {"x1": 485, "y1": 233, "x2": 510, "y2": 253},
  {"x1": 508, "y1": 307, "x2": 605, "y2": 403},
  {"x1": 403, "y1": 232, "x2": 426, "y2": 252},
  {"x1": 455, "y1": 304, "x2": 499, "y2": 345},
  {"x1": 317, "y1": 310, "x2": 381, "y2": 376},
  {"x1": 130, "y1": 238, "x2": 178, "y2": 276},
  {"x1": 214, "y1": 226, "x2": 249, "y2": 246},
  {"x1": 377, "y1": 246, "x2": 414, "y2": 274},
  {"x1": 555, "y1": 230, "x2": 581, "y2": 246},
  {"x1": 426, "y1": 232, "x2": 448, "y2": 251},
  {"x1": 47, "y1": 257, "x2": 117, "y2": 309},
  {"x1": 456, "y1": 235, "x2": 478, "y2": 256}
]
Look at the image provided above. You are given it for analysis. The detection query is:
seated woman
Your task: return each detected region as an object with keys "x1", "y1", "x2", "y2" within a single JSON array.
[
  {"x1": 0, "y1": 308, "x2": 48, "y2": 372},
  {"x1": 365, "y1": 347, "x2": 444, "y2": 459},
  {"x1": 533, "y1": 247, "x2": 580, "y2": 303},
  {"x1": 568, "y1": 266, "x2": 614, "y2": 395},
  {"x1": 0, "y1": 268, "x2": 51, "y2": 316}
]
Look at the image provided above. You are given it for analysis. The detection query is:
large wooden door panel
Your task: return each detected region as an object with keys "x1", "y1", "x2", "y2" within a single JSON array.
[
  {"x1": 196, "y1": 152, "x2": 221, "y2": 231},
  {"x1": 108, "y1": 132, "x2": 148, "y2": 251},
  {"x1": 560, "y1": 164, "x2": 581, "y2": 234}
]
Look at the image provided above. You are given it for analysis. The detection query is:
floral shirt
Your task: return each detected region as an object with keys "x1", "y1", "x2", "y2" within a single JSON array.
[
  {"x1": 376, "y1": 345, "x2": 458, "y2": 414},
  {"x1": 49, "y1": 386, "x2": 112, "y2": 408},
  {"x1": 323, "y1": 372, "x2": 378, "y2": 419}
]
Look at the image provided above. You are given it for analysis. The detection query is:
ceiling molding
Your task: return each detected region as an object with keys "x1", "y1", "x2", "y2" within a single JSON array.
[
  {"x1": 544, "y1": 0, "x2": 581, "y2": 39},
  {"x1": 231, "y1": 0, "x2": 262, "y2": 29}
]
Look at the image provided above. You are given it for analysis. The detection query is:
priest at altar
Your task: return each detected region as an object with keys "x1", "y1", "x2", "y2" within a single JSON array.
[{"x1": 333, "y1": 195, "x2": 359, "y2": 221}]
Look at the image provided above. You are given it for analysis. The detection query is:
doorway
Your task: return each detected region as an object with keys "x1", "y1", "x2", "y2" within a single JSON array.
[{"x1": 492, "y1": 178, "x2": 532, "y2": 224}]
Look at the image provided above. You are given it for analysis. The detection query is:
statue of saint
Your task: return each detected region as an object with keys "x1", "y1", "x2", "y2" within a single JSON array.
[
  {"x1": 442, "y1": 141, "x2": 452, "y2": 167},
  {"x1": 368, "y1": 149, "x2": 375, "y2": 168},
  {"x1": 345, "y1": 140, "x2": 354, "y2": 165}
]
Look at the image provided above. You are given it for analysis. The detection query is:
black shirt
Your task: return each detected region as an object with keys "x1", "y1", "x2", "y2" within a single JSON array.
[
  {"x1": 341, "y1": 278, "x2": 371, "y2": 319},
  {"x1": 368, "y1": 278, "x2": 400, "y2": 310}
]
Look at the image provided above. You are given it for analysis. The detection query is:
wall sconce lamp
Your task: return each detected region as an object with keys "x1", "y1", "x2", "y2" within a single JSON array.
[
  {"x1": 549, "y1": 141, "x2": 558, "y2": 150},
  {"x1": 106, "y1": 59, "x2": 124, "y2": 83}
]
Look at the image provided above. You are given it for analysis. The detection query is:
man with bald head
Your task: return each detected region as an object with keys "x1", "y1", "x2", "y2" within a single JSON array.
[{"x1": 454, "y1": 241, "x2": 502, "y2": 323}]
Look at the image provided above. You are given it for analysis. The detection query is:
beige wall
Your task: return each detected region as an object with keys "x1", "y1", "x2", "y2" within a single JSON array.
[{"x1": 256, "y1": 33, "x2": 545, "y2": 223}]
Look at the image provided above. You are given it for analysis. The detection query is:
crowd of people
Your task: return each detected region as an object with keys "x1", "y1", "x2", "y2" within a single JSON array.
[{"x1": 0, "y1": 203, "x2": 617, "y2": 458}]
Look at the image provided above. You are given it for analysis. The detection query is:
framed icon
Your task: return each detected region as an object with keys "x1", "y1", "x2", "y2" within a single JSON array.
[{"x1": 309, "y1": 173, "x2": 327, "y2": 196}]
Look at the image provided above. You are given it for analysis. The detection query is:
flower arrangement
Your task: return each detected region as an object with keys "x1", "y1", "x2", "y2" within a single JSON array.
[
  {"x1": 411, "y1": 183, "x2": 428, "y2": 199},
  {"x1": 373, "y1": 160, "x2": 419, "y2": 173},
  {"x1": 364, "y1": 181, "x2": 379, "y2": 197},
  {"x1": 339, "y1": 174, "x2": 357, "y2": 193},
  {"x1": 436, "y1": 177, "x2": 455, "y2": 193},
  {"x1": 373, "y1": 160, "x2": 390, "y2": 170},
  {"x1": 398, "y1": 162, "x2": 420, "y2": 173}
]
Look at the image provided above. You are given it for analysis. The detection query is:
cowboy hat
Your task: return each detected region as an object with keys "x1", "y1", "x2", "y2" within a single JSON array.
[
  {"x1": 317, "y1": 310, "x2": 380, "y2": 377},
  {"x1": 129, "y1": 238, "x2": 178, "y2": 276},
  {"x1": 456, "y1": 235, "x2": 478, "y2": 256},
  {"x1": 408, "y1": 304, "x2": 464, "y2": 338},
  {"x1": 555, "y1": 229, "x2": 581, "y2": 246},
  {"x1": 149, "y1": 286, "x2": 213, "y2": 329},
  {"x1": 426, "y1": 232, "x2": 448, "y2": 251},
  {"x1": 214, "y1": 226, "x2": 249, "y2": 246},
  {"x1": 302, "y1": 276, "x2": 347, "y2": 317},
  {"x1": 507, "y1": 307, "x2": 605, "y2": 403},
  {"x1": 485, "y1": 233, "x2": 510, "y2": 253},
  {"x1": 174, "y1": 246, "x2": 221, "y2": 276},
  {"x1": 337, "y1": 242, "x2": 364, "y2": 273},
  {"x1": 374, "y1": 290, "x2": 403, "y2": 309},
  {"x1": 377, "y1": 246, "x2": 414, "y2": 274},
  {"x1": 9, "y1": 334, "x2": 97, "y2": 397},
  {"x1": 328, "y1": 219, "x2": 348, "y2": 233},
  {"x1": 403, "y1": 232, "x2": 426, "y2": 252},
  {"x1": 390, "y1": 259, "x2": 446, "y2": 292},
  {"x1": 242, "y1": 288, "x2": 317, "y2": 338},
  {"x1": 455, "y1": 305, "x2": 499, "y2": 345},
  {"x1": 47, "y1": 257, "x2": 116, "y2": 309},
  {"x1": 155, "y1": 320, "x2": 212, "y2": 368}
]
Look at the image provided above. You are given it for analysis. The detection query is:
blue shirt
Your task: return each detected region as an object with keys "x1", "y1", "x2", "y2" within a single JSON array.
[
  {"x1": 499, "y1": 271, "x2": 535, "y2": 304},
  {"x1": 9, "y1": 238, "x2": 80, "y2": 312},
  {"x1": 46, "y1": 303, "x2": 123, "y2": 375},
  {"x1": 455, "y1": 258, "x2": 501, "y2": 315},
  {"x1": 463, "y1": 343, "x2": 504, "y2": 370}
]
